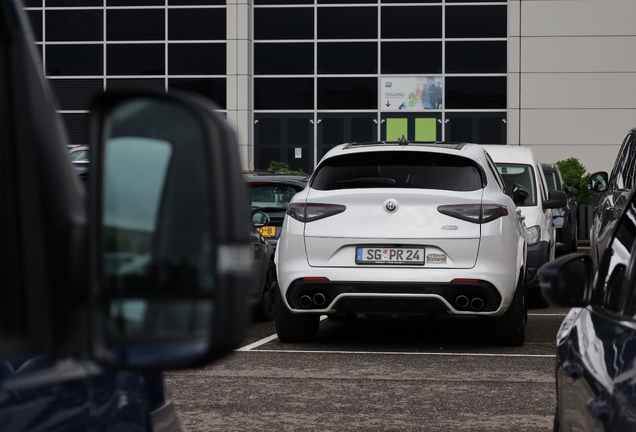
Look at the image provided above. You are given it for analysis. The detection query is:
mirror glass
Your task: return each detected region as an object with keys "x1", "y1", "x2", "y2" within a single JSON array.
[{"x1": 101, "y1": 97, "x2": 214, "y2": 366}]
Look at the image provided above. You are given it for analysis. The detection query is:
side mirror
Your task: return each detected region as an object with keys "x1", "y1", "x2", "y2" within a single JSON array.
[
  {"x1": 252, "y1": 211, "x2": 270, "y2": 228},
  {"x1": 565, "y1": 185, "x2": 578, "y2": 197},
  {"x1": 538, "y1": 253, "x2": 593, "y2": 307},
  {"x1": 588, "y1": 171, "x2": 608, "y2": 193},
  {"x1": 511, "y1": 183, "x2": 529, "y2": 205},
  {"x1": 543, "y1": 190, "x2": 567, "y2": 210},
  {"x1": 88, "y1": 90, "x2": 252, "y2": 370}
]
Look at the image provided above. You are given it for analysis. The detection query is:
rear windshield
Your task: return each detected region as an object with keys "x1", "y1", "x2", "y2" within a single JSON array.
[
  {"x1": 496, "y1": 163, "x2": 537, "y2": 206},
  {"x1": 249, "y1": 184, "x2": 302, "y2": 209},
  {"x1": 310, "y1": 151, "x2": 484, "y2": 191}
]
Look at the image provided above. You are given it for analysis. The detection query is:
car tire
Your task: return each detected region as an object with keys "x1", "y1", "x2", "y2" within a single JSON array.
[
  {"x1": 275, "y1": 288, "x2": 320, "y2": 343},
  {"x1": 254, "y1": 260, "x2": 277, "y2": 322},
  {"x1": 489, "y1": 272, "x2": 526, "y2": 346}
]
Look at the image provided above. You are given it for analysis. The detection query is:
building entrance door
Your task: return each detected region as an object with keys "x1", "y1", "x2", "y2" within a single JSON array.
[
  {"x1": 444, "y1": 113, "x2": 507, "y2": 144},
  {"x1": 254, "y1": 113, "x2": 314, "y2": 173},
  {"x1": 381, "y1": 113, "x2": 442, "y2": 142},
  {"x1": 317, "y1": 113, "x2": 378, "y2": 162}
]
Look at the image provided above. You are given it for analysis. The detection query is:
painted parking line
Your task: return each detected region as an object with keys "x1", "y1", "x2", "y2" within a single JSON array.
[{"x1": 240, "y1": 348, "x2": 555, "y2": 358}]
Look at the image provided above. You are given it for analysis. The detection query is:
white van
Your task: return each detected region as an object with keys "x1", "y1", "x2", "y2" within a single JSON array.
[{"x1": 482, "y1": 145, "x2": 567, "y2": 307}]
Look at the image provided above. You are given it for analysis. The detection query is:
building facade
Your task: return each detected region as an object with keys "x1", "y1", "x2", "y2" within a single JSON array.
[{"x1": 25, "y1": 1, "x2": 636, "y2": 173}]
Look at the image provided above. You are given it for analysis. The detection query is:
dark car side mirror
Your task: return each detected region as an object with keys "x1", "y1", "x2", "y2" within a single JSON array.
[
  {"x1": 511, "y1": 183, "x2": 529, "y2": 205},
  {"x1": 538, "y1": 253, "x2": 593, "y2": 307},
  {"x1": 588, "y1": 171, "x2": 608, "y2": 193},
  {"x1": 565, "y1": 185, "x2": 578, "y2": 197},
  {"x1": 88, "y1": 90, "x2": 253, "y2": 370},
  {"x1": 252, "y1": 211, "x2": 270, "y2": 227},
  {"x1": 543, "y1": 190, "x2": 567, "y2": 210}
]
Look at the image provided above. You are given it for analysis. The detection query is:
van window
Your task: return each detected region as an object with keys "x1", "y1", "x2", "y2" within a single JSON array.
[
  {"x1": 496, "y1": 163, "x2": 536, "y2": 206},
  {"x1": 311, "y1": 151, "x2": 484, "y2": 192}
]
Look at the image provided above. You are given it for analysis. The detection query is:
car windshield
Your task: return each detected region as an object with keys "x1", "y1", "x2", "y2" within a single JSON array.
[
  {"x1": 496, "y1": 163, "x2": 537, "y2": 206},
  {"x1": 543, "y1": 170, "x2": 559, "y2": 192},
  {"x1": 310, "y1": 151, "x2": 484, "y2": 192},
  {"x1": 249, "y1": 184, "x2": 300, "y2": 209}
]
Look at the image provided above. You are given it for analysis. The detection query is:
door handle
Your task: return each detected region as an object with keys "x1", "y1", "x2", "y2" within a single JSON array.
[
  {"x1": 587, "y1": 396, "x2": 613, "y2": 422},
  {"x1": 562, "y1": 361, "x2": 583, "y2": 379}
]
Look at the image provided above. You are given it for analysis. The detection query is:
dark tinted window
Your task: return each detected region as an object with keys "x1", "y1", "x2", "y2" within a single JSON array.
[
  {"x1": 107, "y1": 9, "x2": 164, "y2": 40},
  {"x1": 318, "y1": 7, "x2": 377, "y2": 39},
  {"x1": 543, "y1": 169, "x2": 559, "y2": 192},
  {"x1": 46, "y1": 10, "x2": 102, "y2": 42},
  {"x1": 445, "y1": 77, "x2": 506, "y2": 109},
  {"x1": 255, "y1": 78, "x2": 314, "y2": 109},
  {"x1": 27, "y1": 10, "x2": 43, "y2": 41},
  {"x1": 170, "y1": 0, "x2": 225, "y2": 4},
  {"x1": 169, "y1": 78, "x2": 227, "y2": 108},
  {"x1": 446, "y1": 5, "x2": 506, "y2": 38},
  {"x1": 318, "y1": 43, "x2": 376, "y2": 74},
  {"x1": 49, "y1": 79, "x2": 103, "y2": 110},
  {"x1": 381, "y1": 42, "x2": 441, "y2": 74},
  {"x1": 61, "y1": 113, "x2": 89, "y2": 145},
  {"x1": 255, "y1": 43, "x2": 313, "y2": 75},
  {"x1": 48, "y1": 0, "x2": 101, "y2": 5},
  {"x1": 317, "y1": 77, "x2": 377, "y2": 110},
  {"x1": 107, "y1": 44, "x2": 165, "y2": 75},
  {"x1": 496, "y1": 163, "x2": 537, "y2": 206},
  {"x1": 107, "y1": 0, "x2": 162, "y2": 4},
  {"x1": 169, "y1": 9, "x2": 226, "y2": 40},
  {"x1": 381, "y1": 7, "x2": 442, "y2": 38},
  {"x1": 46, "y1": 44, "x2": 103, "y2": 76},
  {"x1": 445, "y1": 41, "x2": 506, "y2": 74},
  {"x1": 168, "y1": 43, "x2": 226, "y2": 75},
  {"x1": 255, "y1": 8, "x2": 314, "y2": 40},
  {"x1": 312, "y1": 151, "x2": 483, "y2": 191}
]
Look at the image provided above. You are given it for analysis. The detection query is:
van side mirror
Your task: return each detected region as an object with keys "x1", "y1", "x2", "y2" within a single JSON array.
[
  {"x1": 511, "y1": 183, "x2": 529, "y2": 205},
  {"x1": 588, "y1": 171, "x2": 608, "y2": 193},
  {"x1": 543, "y1": 190, "x2": 567, "y2": 210},
  {"x1": 88, "y1": 91, "x2": 252, "y2": 370}
]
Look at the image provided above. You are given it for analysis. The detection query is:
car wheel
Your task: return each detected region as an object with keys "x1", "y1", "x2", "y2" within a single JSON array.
[
  {"x1": 489, "y1": 272, "x2": 526, "y2": 346},
  {"x1": 275, "y1": 288, "x2": 320, "y2": 343},
  {"x1": 254, "y1": 260, "x2": 277, "y2": 322}
]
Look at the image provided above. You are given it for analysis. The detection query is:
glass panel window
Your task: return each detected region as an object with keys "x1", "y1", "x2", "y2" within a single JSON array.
[
  {"x1": 61, "y1": 113, "x2": 89, "y2": 145},
  {"x1": 46, "y1": 10, "x2": 103, "y2": 42},
  {"x1": 169, "y1": 9, "x2": 226, "y2": 40},
  {"x1": 107, "y1": 9, "x2": 164, "y2": 41},
  {"x1": 170, "y1": 0, "x2": 225, "y2": 4},
  {"x1": 255, "y1": 78, "x2": 314, "y2": 110},
  {"x1": 318, "y1": 43, "x2": 376, "y2": 74},
  {"x1": 381, "y1": 6, "x2": 442, "y2": 39},
  {"x1": 317, "y1": 77, "x2": 377, "y2": 110},
  {"x1": 169, "y1": 78, "x2": 227, "y2": 109},
  {"x1": 445, "y1": 77, "x2": 506, "y2": 109},
  {"x1": 255, "y1": 43, "x2": 313, "y2": 75},
  {"x1": 108, "y1": 78, "x2": 165, "y2": 92},
  {"x1": 255, "y1": 0, "x2": 312, "y2": 4},
  {"x1": 27, "y1": 10, "x2": 43, "y2": 42},
  {"x1": 446, "y1": 5, "x2": 506, "y2": 38},
  {"x1": 25, "y1": 0, "x2": 42, "y2": 5},
  {"x1": 49, "y1": 79, "x2": 103, "y2": 111},
  {"x1": 381, "y1": 42, "x2": 441, "y2": 74},
  {"x1": 168, "y1": 43, "x2": 226, "y2": 75},
  {"x1": 107, "y1": 44, "x2": 165, "y2": 75},
  {"x1": 255, "y1": 8, "x2": 314, "y2": 40},
  {"x1": 445, "y1": 41, "x2": 506, "y2": 74},
  {"x1": 318, "y1": 7, "x2": 377, "y2": 40},
  {"x1": 107, "y1": 0, "x2": 162, "y2": 5},
  {"x1": 47, "y1": 0, "x2": 102, "y2": 5},
  {"x1": 46, "y1": 44, "x2": 103, "y2": 76}
]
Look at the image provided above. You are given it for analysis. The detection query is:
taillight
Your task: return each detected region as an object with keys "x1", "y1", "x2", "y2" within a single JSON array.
[
  {"x1": 437, "y1": 204, "x2": 508, "y2": 224},
  {"x1": 287, "y1": 203, "x2": 346, "y2": 222}
]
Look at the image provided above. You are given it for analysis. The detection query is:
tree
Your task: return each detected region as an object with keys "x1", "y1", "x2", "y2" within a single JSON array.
[{"x1": 555, "y1": 157, "x2": 596, "y2": 205}]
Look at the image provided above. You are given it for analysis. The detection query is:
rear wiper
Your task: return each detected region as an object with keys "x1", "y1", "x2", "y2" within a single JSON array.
[{"x1": 337, "y1": 177, "x2": 396, "y2": 186}]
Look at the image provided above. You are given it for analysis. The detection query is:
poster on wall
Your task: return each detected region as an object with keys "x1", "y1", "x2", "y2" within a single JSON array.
[{"x1": 381, "y1": 77, "x2": 442, "y2": 111}]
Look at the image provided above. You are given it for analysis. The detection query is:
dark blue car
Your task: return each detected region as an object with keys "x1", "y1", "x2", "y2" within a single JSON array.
[
  {"x1": 539, "y1": 190, "x2": 636, "y2": 431},
  {"x1": 0, "y1": 2, "x2": 252, "y2": 431}
]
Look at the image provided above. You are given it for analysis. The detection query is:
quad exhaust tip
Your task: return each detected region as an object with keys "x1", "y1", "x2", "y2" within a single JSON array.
[
  {"x1": 299, "y1": 295, "x2": 312, "y2": 308},
  {"x1": 470, "y1": 297, "x2": 484, "y2": 311},
  {"x1": 313, "y1": 293, "x2": 326, "y2": 307},
  {"x1": 455, "y1": 295, "x2": 469, "y2": 309},
  {"x1": 455, "y1": 295, "x2": 485, "y2": 311}
]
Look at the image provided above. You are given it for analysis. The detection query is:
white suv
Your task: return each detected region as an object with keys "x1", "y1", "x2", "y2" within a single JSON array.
[
  {"x1": 482, "y1": 145, "x2": 567, "y2": 307},
  {"x1": 275, "y1": 141, "x2": 528, "y2": 345}
]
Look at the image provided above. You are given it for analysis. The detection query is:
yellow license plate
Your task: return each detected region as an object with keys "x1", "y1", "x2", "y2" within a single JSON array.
[{"x1": 257, "y1": 226, "x2": 276, "y2": 237}]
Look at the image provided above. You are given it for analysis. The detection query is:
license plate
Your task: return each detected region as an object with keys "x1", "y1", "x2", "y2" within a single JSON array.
[
  {"x1": 257, "y1": 226, "x2": 276, "y2": 237},
  {"x1": 356, "y1": 247, "x2": 425, "y2": 265}
]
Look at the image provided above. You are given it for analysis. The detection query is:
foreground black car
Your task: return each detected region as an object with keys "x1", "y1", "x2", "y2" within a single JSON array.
[
  {"x1": 539, "y1": 190, "x2": 636, "y2": 431},
  {"x1": 541, "y1": 163, "x2": 578, "y2": 255},
  {"x1": 245, "y1": 171, "x2": 308, "y2": 251}
]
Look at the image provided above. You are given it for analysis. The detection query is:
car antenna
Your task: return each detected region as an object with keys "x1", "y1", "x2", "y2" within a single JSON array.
[{"x1": 399, "y1": 135, "x2": 409, "y2": 145}]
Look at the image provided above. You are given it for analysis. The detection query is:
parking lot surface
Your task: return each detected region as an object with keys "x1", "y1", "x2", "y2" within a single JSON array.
[{"x1": 165, "y1": 305, "x2": 570, "y2": 431}]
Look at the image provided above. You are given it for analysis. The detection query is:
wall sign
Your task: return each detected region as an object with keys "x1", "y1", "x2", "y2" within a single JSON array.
[{"x1": 381, "y1": 77, "x2": 443, "y2": 111}]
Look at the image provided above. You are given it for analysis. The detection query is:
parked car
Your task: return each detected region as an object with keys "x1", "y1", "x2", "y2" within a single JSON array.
[
  {"x1": 245, "y1": 171, "x2": 308, "y2": 251},
  {"x1": 482, "y1": 145, "x2": 566, "y2": 307},
  {"x1": 588, "y1": 127, "x2": 636, "y2": 269},
  {"x1": 0, "y1": 2, "x2": 252, "y2": 430},
  {"x1": 541, "y1": 162, "x2": 578, "y2": 255},
  {"x1": 68, "y1": 144, "x2": 90, "y2": 171},
  {"x1": 539, "y1": 188, "x2": 636, "y2": 432},
  {"x1": 250, "y1": 210, "x2": 277, "y2": 321},
  {"x1": 276, "y1": 140, "x2": 529, "y2": 346}
]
